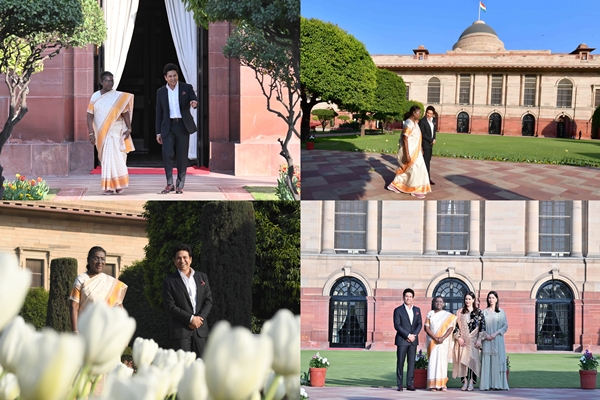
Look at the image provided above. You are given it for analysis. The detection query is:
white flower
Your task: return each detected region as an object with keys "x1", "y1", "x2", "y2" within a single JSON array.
[
  {"x1": 133, "y1": 337, "x2": 159, "y2": 370},
  {"x1": 164, "y1": 360, "x2": 185, "y2": 396},
  {"x1": 78, "y1": 302, "x2": 136, "y2": 377},
  {"x1": 204, "y1": 321, "x2": 273, "y2": 400},
  {"x1": 0, "y1": 253, "x2": 31, "y2": 331},
  {"x1": 176, "y1": 349, "x2": 197, "y2": 368},
  {"x1": 323, "y1": 358, "x2": 328, "y2": 363},
  {"x1": 178, "y1": 359, "x2": 209, "y2": 400},
  {"x1": 15, "y1": 329, "x2": 85, "y2": 400},
  {"x1": 102, "y1": 362, "x2": 134, "y2": 397},
  {"x1": 104, "y1": 366, "x2": 167, "y2": 400},
  {"x1": 0, "y1": 316, "x2": 37, "y2": 374},
  {"x1": 261, "y1": 310, "x2": 300, "y2": 376},
  {"x1": 263, "y1": 371, "x2": 286, "y2": 400},
  {"x1": 300, "y1": 387, "x2": 309, "y2": 400},
  {"x1": 152, "y1": 348, "x2": 178, "y2": 370},
  {"x1": 581, "y1": 356, "x2": 586, "y2": 361},
  {"x1": 0, "y1": 367, "x2": 20, "y2": 400}
]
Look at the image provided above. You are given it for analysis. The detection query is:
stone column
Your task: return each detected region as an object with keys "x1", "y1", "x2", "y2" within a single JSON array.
[
  {"x1": 526, "y1": 201, "x2": 539, "y2": 256},
  {"x1": 571, "y1": 201, "x2": 583, "y2": 257},
  {"x1": 321, "y1": 201, "x2": 335, "y2": 254},
  {"x1": 366, "y1": 201, "x2": 378, "y2": 254},
  {"x1": 424, "y1": 201, "x2": 437, "y2": 255},
  {"x1": 468, "y1": 201, "x2": 481, "y2": 256}
]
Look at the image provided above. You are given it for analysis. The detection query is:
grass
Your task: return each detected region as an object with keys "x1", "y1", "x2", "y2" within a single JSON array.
[
  {"x1": 307, "y1": 132, "x2": 600, "y2": 168},
  {"x1": 301, "y1": 350, "x2": 600, "y2": 388},
  {"x1": 244, "y1": 186, "x2": 278, "y2": 200}
]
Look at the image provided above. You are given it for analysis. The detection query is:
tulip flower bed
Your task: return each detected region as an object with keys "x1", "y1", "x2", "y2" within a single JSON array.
[
  {"x1": 2, "y1": 174, "x2": 49, "y2": 200},
  {"x1": 0, "y1": 252, "x2": 301, "y2": 400}
]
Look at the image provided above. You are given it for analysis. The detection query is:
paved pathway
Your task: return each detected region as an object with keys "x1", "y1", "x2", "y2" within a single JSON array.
[
  {"x1": 301, "y1": 150, "x2": 600, "y2": 200},
  {"x1": 303, "y1": 386, "x2": 597, "y2": 399},
  {"x1": 42, "y1": 172, "x2": 276, "y2": 201}
]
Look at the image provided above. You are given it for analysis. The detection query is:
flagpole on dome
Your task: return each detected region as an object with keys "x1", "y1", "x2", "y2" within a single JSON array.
[{"x1": 478, "y1": 1, "x2": 486, "y2": 21}]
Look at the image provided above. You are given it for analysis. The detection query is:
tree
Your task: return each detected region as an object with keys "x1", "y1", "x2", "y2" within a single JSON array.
[
  {"x1": 592, "y1": 105, "x2": 600, "y2": 139},
  {"x1": 183, "y1": 0, "x2": 301, "y2": 200},
  {"x1": 401, "y1": 100, "x2": 425, "y2": 120},
  {"x1": 253, "y1": 201, "x2": 300, "y2": 328},
  {"x1": 311, "y1": 108, "x2": 337, "y2": 132},
  {"x1": 45, "y1": 257, "x2": 78, "y2": 332},
  {"x1": 372, "y1": 68, "x2": 406, "y2": 128},
  {"x1": 300, "y1": 17, "x2": 377, "y2": 140},
  {"x1": 0, "y1": 0, "x2": 106, "y2": 198},
  {"x1": 19, "y1": 288, "x2": 49, "y2": 330},
  {"x1": 200, "y1": 202, "x2": 255, "y2": 329}
]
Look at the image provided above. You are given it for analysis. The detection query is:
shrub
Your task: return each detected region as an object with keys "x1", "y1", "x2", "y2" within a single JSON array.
[
  {"x1": 311, "y1": 109, "x2": 337, "y2": 131},
  {"x1": 338, "y1": 115, "x2": 351, "y2": 122},
  {"x1": 20, "y1": 287, "x2": 49, "y2": 330},
  {"x1": 336, "y1": 121, "x2": 360, "y2": 131},
  {"x1": 46, "y1": 257, "x2": 78, "y2": 332}
]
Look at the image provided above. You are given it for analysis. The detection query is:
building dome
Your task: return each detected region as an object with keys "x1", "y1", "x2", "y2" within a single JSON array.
[{"x1": 452, "y1": 20, "x2": 505, "y2": 51}]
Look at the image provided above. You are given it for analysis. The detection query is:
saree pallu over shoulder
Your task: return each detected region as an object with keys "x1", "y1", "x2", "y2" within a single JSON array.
[
  {"x1": 79, "y1": 273, "x2": 128, "y2": 313},
  {"x1": 87, "y1": 90, "x2": 135, "y2": 161},
  {"x1": 426, "y1": 310, "x2": 458, "y2": 389},
  {"x1": 389, "y1": 119, "x2": 432, "y2": 195},
  {"x1": 452, "y1": 310, "x2": 486, "y2": 379}
]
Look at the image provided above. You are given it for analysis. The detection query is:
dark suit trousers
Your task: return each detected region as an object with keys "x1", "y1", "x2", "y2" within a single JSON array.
[
  {"x1": 171, "y1": 335, "x2": 206, "y2": 359},
  {"x1": 162, "y1": 120, "x2": 189, "y2": 188},
  {"x1": 422, "y1": 144, "x2": 433, "y2": 180},
  {"x1": 396, "y1": 344, "x2": 416, "y2": 387}
]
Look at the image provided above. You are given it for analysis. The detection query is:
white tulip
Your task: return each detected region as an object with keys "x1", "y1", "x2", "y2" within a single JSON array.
[
  {"x1": 104, "y1": 371, "x2": 159, "y2": 400},
  {"x1": 135, "y1": 365, "x2": 170, "y2": 400},
  {"x1": 0, "y1": 367, "x2": 19, "y2": 400},
  {"x1": 0, "y1": 253, "x2": 31, "y2": 331},
  {"x1": 78, "y1": 302, "x2": 136, "y2": 377},
  {"x1": 177, "y1": 359, "x2": 209, "y2": 400},
  {"x1": 151, "y1": 348, "x2": 178, "y2": 370},
  {"x1": 0, "y1": 316, "x2": 37, "y2": 374},
  {"x1": 15, "y1": 329, "x2": 85, "y2": 400},
  {"x1": 133, "y1": 337, "x2": 159, "y2": 369},
  {"x1": 263, "y1": 371, "x2": 286, "y2": 400},
  {"x1": 176, "y1": 348, "x2": 197, "y2": 367},
  {"x1": 204, "y1": 321, "x2": 273, "y2": 400},
  {"x1": 164, "y1": 360, "x2": 185, "y2": 395},
  {"x1": 261, "y1": 309, "x2": 300, "y2": 376},
  {"x1": 284, "y1": 375, "x2": 300, "y2": 400}
]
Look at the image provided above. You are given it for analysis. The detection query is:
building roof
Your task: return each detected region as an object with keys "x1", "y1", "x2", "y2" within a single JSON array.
[
  {"x1": 0, "y1": 201, "x2": 146, "y2": 220},
  {"x1": 452, "y1": 20, "x2": 505, "y2": 52},
  {"x1": 458, "y1": 20, "x2": 500, "y2": 39}
]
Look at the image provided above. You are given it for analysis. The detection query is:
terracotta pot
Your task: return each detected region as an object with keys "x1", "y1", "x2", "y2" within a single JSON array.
[
  {"x1": 413, "y1": 368, "x2": 427, "y2": 389},
  {"x1": 309, "y1": 367, "x2": 327, "y2": 387},
  {"x1": 306, "y1": 142, "x2": 315, "y2": 150},
  {"x1": 579, "y1": 369, "x2": 597, "y2": 390}
]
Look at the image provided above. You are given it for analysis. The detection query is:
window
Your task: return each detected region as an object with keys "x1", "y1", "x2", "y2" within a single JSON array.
[
  {"x1": 459, "y1": 74, "x2": 471, "y2": 105},
  {"x1": 536, "y1": 280, "x2": 573, "y2": 351},
  {"x1": 556, "y1": 79, "x2": 573, "y2": 108},
  {"x1": 26, "y1": 259, "x2": 44, "y2": 288},
  {"x1": 539, "y1": 201, "x2": 571, "y2": 256},
  {"x1": 437, "y1": 201, "x2": 469, "y2": 255},
  {"x1": 427, "y1": 78, "x2": 441, "y2": 104},
  {"x1": 334, "y1": 201, "x2": 367, "y2": 254},
  {"x1": 102, "y1": 263, "x2": 116, "y2": 277},
  {"x1": 433, "y1": 278, "x2": 470, "y2": 315},
  {"x1": 490, "y1": 75, "x2": 503, "y2": 106},
  {"x1": 405, "y1": 85, "x2": 410, "y2": 101},
  {"x1": 329, "y1": 277, "x2": 367, "y2": 348},
  {"x1": 594, "y1": 88, "x2": 600, "y2": 108},
  {"x1": 523, "y1": 75, "x2": 537, "y2": 107}
]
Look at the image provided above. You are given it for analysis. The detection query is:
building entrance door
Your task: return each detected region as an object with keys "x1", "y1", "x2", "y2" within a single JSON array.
[
  {"x1": 329, "y1": 277, "x2": 367, "y2": 348},
  {"x1": 536, "y1": 280, "x2": 573, "y2": 351},
  {"x1": 522, "y1": 114, "x2": 535, "y2": 136},
  {"x1": 488, "y1": 113, "x2": 502, "y2": 135}
]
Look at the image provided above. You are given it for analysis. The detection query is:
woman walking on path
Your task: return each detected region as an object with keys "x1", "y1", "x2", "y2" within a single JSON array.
[{"x1": 480, "y1": 291, "x2": 510, "y2": 390}]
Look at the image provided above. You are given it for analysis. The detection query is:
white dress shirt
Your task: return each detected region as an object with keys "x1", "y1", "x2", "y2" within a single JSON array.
[
  {"x1": 405, "y1": 303, "x2": 414, "y2": 325},
  {"x1": 178, "y1": 268, "x2": 197, "y2": 322},
  {"x1": 167, "y1": 82, "x2": 182, "y2": 119},
  {"x1": 427, "y1": 118, "x2": 434, "y2": 138}
]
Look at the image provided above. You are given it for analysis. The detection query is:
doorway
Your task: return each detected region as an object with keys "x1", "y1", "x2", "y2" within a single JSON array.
[
  {"x1": 522, "y1": 114, "x2": 535, "y2": 136},
  {"x1": 329, "y1": 277, "x2": 367, "y2": 348},
  {"x1": 536, "y1": 280, "x2": 573, "y2": 351},
  {"x1": 488, "y1": 113, "x2": 502, "y2": 135},
  {"x1": 457, "y1": 112, "x2": 469, "y2": 133}
]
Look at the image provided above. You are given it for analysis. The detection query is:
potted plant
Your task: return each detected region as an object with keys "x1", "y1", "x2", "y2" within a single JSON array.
[
  {"x1": 306, "y1": 134, "x2": 316, "y2": 150},
  {"x1": 506, "y1": 356, "x2": 510, "y2": 382},
  {"x1": 413, "y1": 349, "x2": 428, "y2": 389},
  {"x1": 308, "y1": 352, "x2": 330, "y2": 387},
  {"x1": 579, "y1": 349, "x2": 598, "y2": 390}
]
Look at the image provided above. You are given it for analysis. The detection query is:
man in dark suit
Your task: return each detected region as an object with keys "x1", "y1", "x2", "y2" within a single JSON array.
[
  {"x1": 162, "y1": 243, "x2": 212, "y2": 359},
  {"x1": 393, "y1": 288, "x2": 422, "y2": 391},
  {"x1": 156, "y1": 63, "x2": 198, "y2": 194},
  {"x1": 418, "y1": 105, "x2": 437, "y2": 185}
]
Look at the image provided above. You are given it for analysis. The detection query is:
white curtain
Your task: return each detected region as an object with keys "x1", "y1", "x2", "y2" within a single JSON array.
[
  {"x1": 165, "y1": 0, "x2": 198, "y2": 160},
  {"x1": 103, "y1": 0, "x2": 139, "y2": 88}
]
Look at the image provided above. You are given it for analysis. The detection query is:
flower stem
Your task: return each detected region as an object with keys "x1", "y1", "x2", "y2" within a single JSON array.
[
  {"x1": 68, "y1": 365, "x2": 91, "y2": 400},
  {"x1": 89, "y1": 374, "x2": 101, "y2": 397},
  {"x1": 263, "y1": 374, "x2": 282, "y2": 400}
]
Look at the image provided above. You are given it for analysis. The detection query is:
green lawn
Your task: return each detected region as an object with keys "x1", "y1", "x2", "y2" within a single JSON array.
[
  {"x1": 307, "y1": 132, "x2": 600, "y2": 168},
  {"x1": 301, "y1": 350, "x2": 599, "y2": 388},
  {"x1": 244, "y1": 186, "x2": 278, "y2": 200}
]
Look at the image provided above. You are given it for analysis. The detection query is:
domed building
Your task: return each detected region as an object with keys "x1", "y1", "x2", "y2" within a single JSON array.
[{"x1": 372, "y1": 20, "x2": 600, "y2": 139}]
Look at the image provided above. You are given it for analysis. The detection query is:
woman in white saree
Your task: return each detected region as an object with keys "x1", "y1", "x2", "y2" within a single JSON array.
[
  {"x1": 87, "y1": 71, "x2": 135, "y2": 195},
  {"x1": 424, "y1": 296, "x2": 457, "y2": 391}
]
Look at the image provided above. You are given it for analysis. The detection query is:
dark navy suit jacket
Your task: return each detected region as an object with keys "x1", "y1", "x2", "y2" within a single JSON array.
[
  {"x1": 393, "y1": 304, "x2": 422, "y2": 347},
  {"x1": 155, "y1": 82, "x2": 198, "y2": 137}
]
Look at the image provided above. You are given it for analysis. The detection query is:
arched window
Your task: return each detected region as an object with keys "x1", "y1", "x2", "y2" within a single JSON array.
[
  {"x1": 427, "y1": 78, "x2": 441, "y2": 104},
  {"x1": 329, "y1": 277, "x2": 367, "y2": 348},
  {"x1": 433, "y1": 278, "x2": 469, "y2": 315},
  {"x1": 522, "y1": 114, "x2": 535, "y2": 136},
  {"x1": 556, "y1": 79, "x2": 573, "y2": 108},
  {"x1": 457, "y1": 112, "x2": 469, "y2": 133},
  {"x1": 556, "y1": 115, "x2": 571, "y2": 139},
  {"x1": 536, "y1": 280, "x2": 573, "y2": 351},
  {"x1": 488, "y1": 113, "x2": 502, "y2": 135}
]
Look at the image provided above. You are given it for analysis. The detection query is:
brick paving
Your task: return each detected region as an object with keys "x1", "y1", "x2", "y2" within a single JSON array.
[
  {"x1": 303, "y1": 386, "x2": 597, "y2": 399},
  {"x1": 301, "y1": 150, "x2": 600, "y2": 200},
  {"x1": 42, "y1": 172, "x2": 277, "y2": 201}
]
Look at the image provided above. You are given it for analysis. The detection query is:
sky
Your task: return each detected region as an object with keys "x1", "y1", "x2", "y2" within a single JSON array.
[{"x1": 301, "y1": 0, "x2": 600, "y2": 55}]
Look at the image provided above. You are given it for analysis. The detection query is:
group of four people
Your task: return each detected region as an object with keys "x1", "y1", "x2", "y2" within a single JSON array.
[{"x1": 394, "y1": 288, "x2": 509, "y2": 391}]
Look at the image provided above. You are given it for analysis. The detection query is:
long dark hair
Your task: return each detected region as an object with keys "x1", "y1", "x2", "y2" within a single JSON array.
[
  {"x1": 403, "y1": 105, "x2": 421, "y2": 121},
  {"x1": 86, "y1": 246, "x2": 106, "y2": 272},
  {"x1": 461, "y1": 291, "x2": 477, "y2": 314},
  {"x1": 431, "y1": 295, "x2": 445, "y2": 311},
  {"x1": 486, "y1": 291, "x2": 500, "y2": 313}
]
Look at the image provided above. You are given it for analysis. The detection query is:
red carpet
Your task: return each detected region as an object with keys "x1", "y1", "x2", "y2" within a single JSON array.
[{"x1": 90, "y1": 166, "x2": 210, "y2": 175}]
